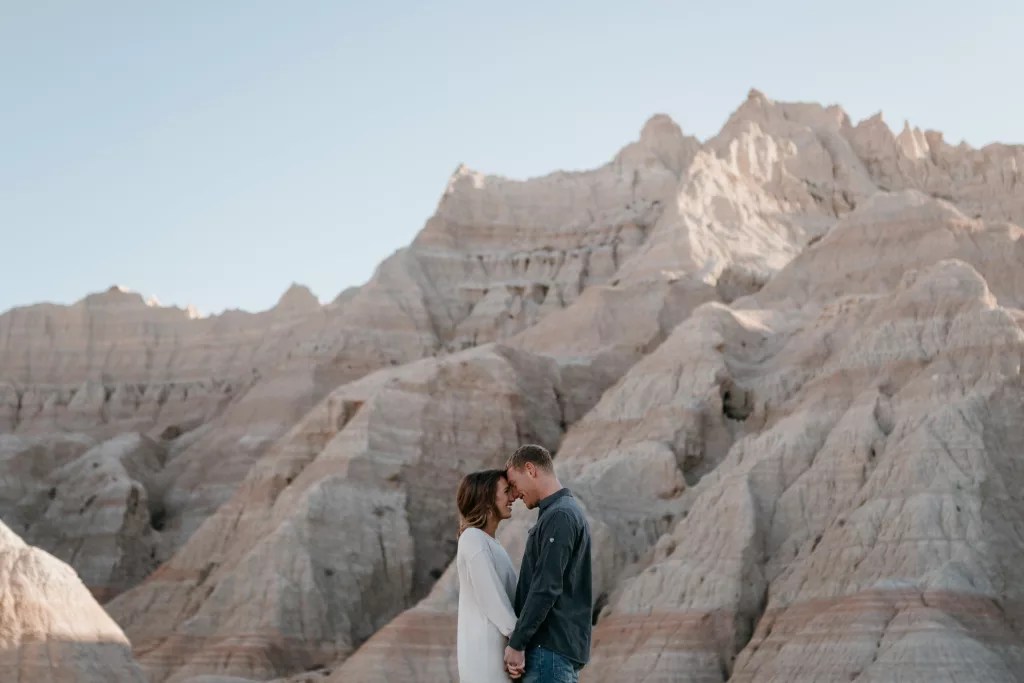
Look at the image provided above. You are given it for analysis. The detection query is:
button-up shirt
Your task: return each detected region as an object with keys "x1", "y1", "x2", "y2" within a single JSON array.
[{"x1": 509, "y1": 488, "x2": 592, "y2": 665}]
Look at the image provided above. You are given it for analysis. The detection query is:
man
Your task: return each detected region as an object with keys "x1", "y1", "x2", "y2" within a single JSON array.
[{"x1": 503, "y1": 444, "x2": 592, "y2": 683}]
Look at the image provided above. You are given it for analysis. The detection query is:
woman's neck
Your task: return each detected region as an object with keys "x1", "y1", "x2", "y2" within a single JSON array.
[{"x1": 483, "y1": 516, "x2": 499, "y2": 538}]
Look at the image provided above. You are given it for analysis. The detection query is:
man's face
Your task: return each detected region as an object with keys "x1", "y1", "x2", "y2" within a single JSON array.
[{"x1": 505, "y1": 464, "x2": 538, "y2": 509}]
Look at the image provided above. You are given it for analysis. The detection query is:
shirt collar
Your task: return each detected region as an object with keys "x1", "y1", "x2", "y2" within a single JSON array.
[{"x1": 538, "y1": 487, "x2": 572, "y2": 513}]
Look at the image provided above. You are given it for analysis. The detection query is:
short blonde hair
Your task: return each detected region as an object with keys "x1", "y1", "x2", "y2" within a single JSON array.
[{"x1": 505, "y1": 444, "x2": 553, "y2": 472}]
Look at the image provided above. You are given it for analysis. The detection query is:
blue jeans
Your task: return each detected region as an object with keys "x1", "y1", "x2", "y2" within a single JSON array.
[{"x1": 521, "y1": 646, "x2": 581, "y2": 683}]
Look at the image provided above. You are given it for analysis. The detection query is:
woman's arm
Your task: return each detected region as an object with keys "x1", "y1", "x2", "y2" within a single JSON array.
[{"x1": 466, "y1": 548, "x2": 518, "y2": 636}]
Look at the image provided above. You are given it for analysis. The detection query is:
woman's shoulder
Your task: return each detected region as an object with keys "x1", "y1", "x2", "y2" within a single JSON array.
[{"x1": 457, "y1": 527, "x2": 489, "y2": 554}]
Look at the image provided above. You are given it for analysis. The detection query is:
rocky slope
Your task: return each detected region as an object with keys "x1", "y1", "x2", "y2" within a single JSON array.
[
  {"x1": 3, "y1": 90, "x2": 1024, "y2": 682},
  {"x1": 0, "y1": 519, "x2": 146, "y2": 682}
]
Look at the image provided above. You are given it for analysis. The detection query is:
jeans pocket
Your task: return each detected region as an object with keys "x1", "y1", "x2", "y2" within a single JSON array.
[
  {"x1": 521, "y1": 647, "x2": 546, "y2": 683},
  {"x1": 540, "y1": 647, "x2": 579, "y2": 683},
  {"x1": 523, "y1": 646, "x2": 579, "y2": 683}
]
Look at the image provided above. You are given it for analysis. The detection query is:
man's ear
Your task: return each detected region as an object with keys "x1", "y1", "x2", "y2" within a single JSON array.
[{"x1": 526, "y1": 462, "x2": 536, "y2": 478}]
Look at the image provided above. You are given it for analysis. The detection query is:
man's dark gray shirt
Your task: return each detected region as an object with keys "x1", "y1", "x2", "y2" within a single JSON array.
[{"x1": 509, "y1": 488, "x2": 592, "y2": 665}]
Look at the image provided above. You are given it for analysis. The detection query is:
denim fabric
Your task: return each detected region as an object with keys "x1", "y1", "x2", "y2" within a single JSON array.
[{"x1": 521, "y1": 646, "x2": 581, "y2": 683}]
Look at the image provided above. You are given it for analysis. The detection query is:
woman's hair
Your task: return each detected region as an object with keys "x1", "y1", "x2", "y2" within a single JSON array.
[{"x1": 456, "y1": 469, "x2": 506, "y2": 536}]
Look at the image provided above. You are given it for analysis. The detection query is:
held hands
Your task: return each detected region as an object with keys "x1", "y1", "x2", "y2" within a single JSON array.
[{"x1": 503, "y1": 646, "x2": 525, "y2": 679}]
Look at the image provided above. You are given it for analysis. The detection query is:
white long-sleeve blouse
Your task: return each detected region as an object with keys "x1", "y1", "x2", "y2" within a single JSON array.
[{"x1": 456, "y1": 527, "x2": 518, "y2": 683}]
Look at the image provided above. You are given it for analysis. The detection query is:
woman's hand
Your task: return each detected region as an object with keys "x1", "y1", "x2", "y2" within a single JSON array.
[{"x1": 504, "y1": 646, "x2": 525, "y2": 679}]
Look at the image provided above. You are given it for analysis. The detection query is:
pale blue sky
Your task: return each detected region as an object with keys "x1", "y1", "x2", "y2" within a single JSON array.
[{"x1": 2, "y1": 1, "x2": 1019, "y2": 315}]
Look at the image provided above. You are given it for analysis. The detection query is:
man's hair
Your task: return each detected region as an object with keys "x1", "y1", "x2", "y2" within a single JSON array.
[
  {"x1": 505, "y1": 444, "x2": 554, "y2": 473},
  {"x1": 456, "y1": 469, "x2": 505, "y2": 536}
]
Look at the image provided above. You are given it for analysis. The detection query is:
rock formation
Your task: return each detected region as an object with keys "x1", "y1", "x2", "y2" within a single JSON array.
[
  {"x1": 0, "y1": 518, "x2": 146, "y2": 682},
  {"x1": 4, "y1": 90, "x2": 1024, "y2": 682},
  {"x1": 583, "y1": 254, "x2": 1024, "y2": 681},
  {"x1": 22, "y1": 433, "x2": 167, "y2": 601}
]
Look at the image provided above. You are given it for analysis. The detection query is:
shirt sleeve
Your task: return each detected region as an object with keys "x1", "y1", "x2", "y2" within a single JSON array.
[
  {"x1": 465, "y1": 547, "x2": 518, "y2": 636},
  {"x1": 508, "y1": 511, "x2": 576, "y2": 651}
]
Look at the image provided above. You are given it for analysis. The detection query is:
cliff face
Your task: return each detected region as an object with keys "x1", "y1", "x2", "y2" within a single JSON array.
[{"x1": 5, "y1": 91, "x2": 1024, "y2": 682}]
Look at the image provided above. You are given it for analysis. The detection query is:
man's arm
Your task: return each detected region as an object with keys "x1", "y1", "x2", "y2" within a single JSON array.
[{"x1": 507, "y1": 511, "x2": 576, "y2": 651}]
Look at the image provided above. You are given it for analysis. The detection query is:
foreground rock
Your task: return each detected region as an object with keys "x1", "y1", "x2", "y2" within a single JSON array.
[{"x1": 0, "y1": 519, "x2": 146, "y2": 682}]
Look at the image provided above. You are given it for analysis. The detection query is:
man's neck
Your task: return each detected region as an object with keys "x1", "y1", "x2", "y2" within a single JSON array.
[{"x1": 536, "y1": 478, "x2": 563, "y2": 503}]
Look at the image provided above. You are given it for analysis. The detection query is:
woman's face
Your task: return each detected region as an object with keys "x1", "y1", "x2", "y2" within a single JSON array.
[{"x1": 495, "y1": 476, "x2": 514, "y2": 520}]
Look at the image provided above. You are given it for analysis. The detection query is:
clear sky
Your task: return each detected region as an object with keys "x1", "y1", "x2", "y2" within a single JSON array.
[{"x1": 2, "y1": 1, "x2": 1019, "y2": 315}]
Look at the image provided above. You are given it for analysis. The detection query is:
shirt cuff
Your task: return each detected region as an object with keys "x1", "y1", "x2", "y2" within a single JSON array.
[{"x1": 508, "y1": 632, "x2": 527, "y2": 651}]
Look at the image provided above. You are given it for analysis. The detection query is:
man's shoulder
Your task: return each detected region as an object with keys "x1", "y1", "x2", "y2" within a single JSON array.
[
  {"x1": 542, "y1": 494, "x2": 588, "y2": 531},
  {"x1": 551, "y1": 490, "x2": 585, "y2": 514}
]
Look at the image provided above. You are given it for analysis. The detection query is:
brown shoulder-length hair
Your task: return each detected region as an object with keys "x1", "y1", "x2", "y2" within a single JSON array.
[{"x1": 456, "y1": 469, "x2": 506, "y2": 536}]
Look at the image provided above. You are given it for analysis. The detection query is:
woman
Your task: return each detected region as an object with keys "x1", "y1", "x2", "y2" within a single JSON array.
[{"x1": 456, "y1": 469, "x2": 519, "y2": 682}]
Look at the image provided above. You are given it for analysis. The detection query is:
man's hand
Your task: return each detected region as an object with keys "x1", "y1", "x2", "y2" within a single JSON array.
[{"x1": 504, "y1": 646, "x2": 525, "y2": 679}]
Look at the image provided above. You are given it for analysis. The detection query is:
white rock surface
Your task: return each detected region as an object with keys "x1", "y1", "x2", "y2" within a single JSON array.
[{"x1": 0, "y1": 519, "x2": 146, "y2": 682}]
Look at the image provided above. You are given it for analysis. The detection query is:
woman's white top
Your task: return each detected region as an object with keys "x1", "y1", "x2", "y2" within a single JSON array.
[{"x1": 456, "y1": 527, "x2": 518, "y2": 683}]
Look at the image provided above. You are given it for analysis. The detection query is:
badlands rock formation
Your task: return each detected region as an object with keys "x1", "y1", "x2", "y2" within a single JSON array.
[
  {"x1": 0, "y1": 519, "x2": 146, "y2": 682},
  {"x1": 3, "y1": 90, "x2": 1024, "y2": 682}
]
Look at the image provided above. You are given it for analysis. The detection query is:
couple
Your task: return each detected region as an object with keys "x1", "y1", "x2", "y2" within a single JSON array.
[{"x1": 455, "y1": 444, "x2": 592, "y2": 683}]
